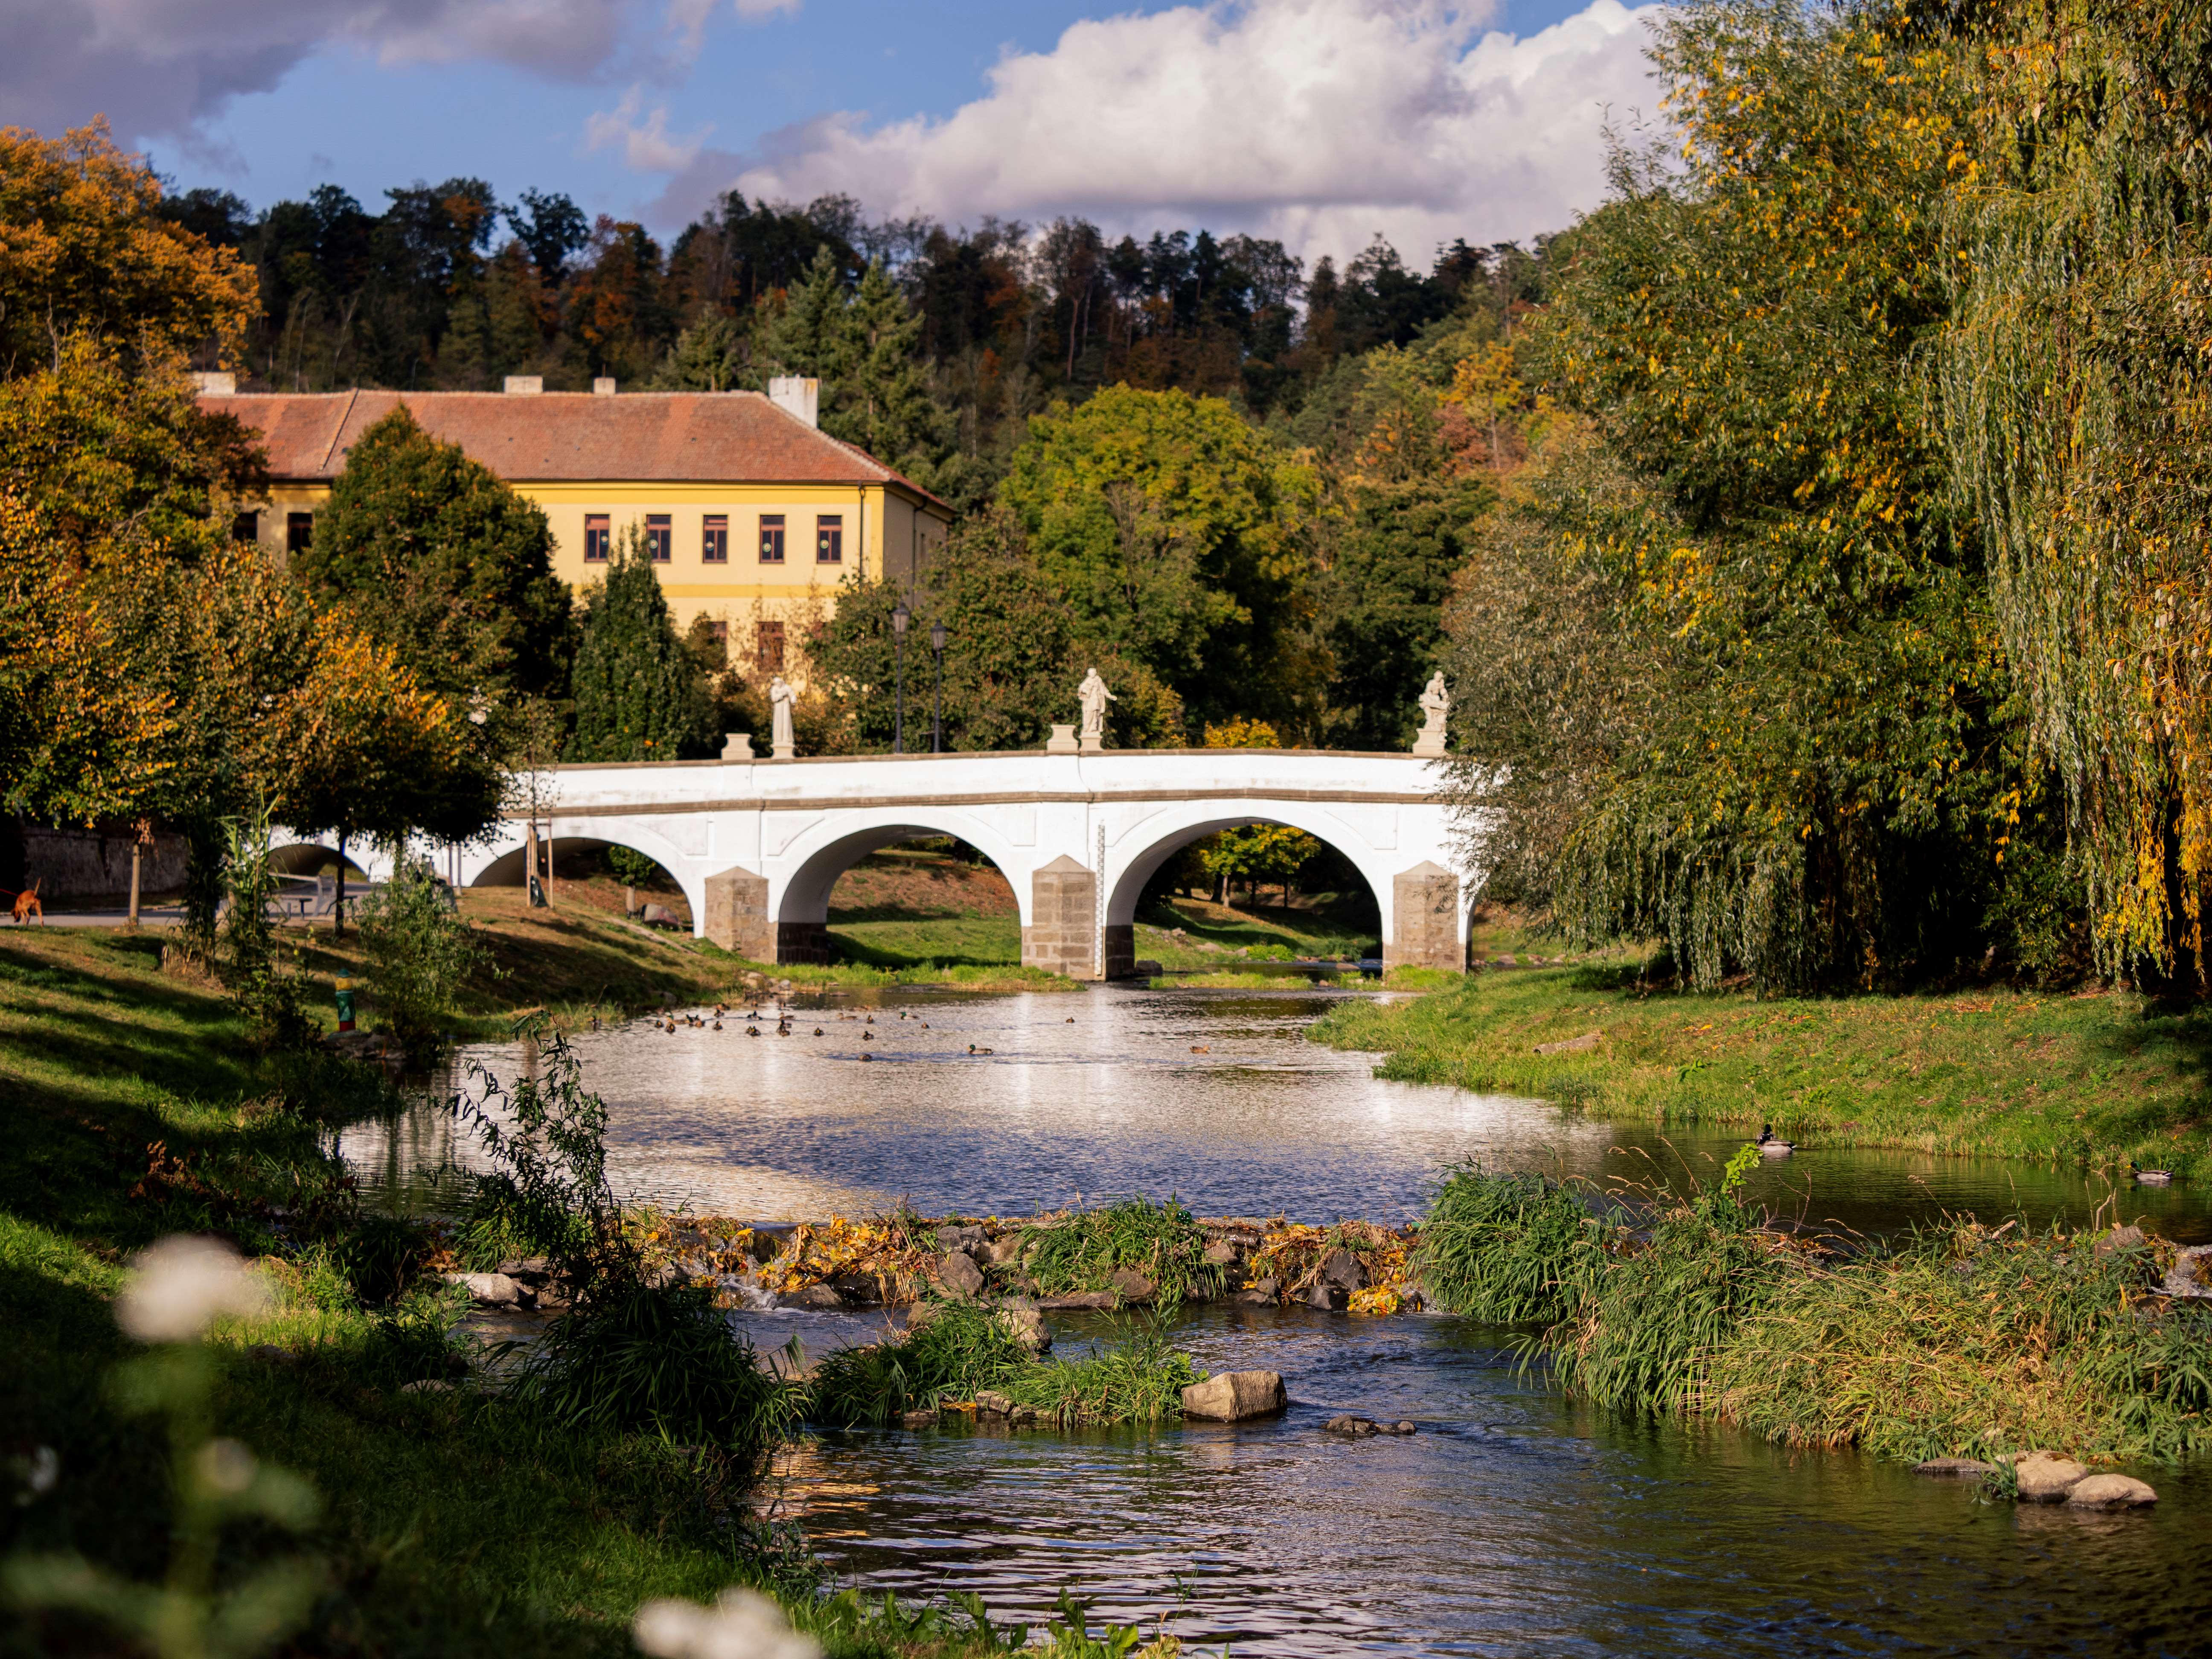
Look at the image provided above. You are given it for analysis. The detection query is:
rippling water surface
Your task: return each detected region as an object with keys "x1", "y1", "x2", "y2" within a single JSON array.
[{"x1": 341, "y1": 985, "x2": 2212, "y2": 1655}]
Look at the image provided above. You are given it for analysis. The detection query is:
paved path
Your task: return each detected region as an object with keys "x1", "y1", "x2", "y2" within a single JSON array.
[{"x1": 9, "y1": 907, "x2": 185, "y2": 929}]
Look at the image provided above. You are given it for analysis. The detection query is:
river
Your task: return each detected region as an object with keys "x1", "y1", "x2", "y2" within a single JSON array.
[{"x1": 341, "y1": 986, "x2": 2212, "y2": 1656}]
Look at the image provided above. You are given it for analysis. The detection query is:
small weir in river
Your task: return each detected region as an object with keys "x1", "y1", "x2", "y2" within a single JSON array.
[{"x1": 343, "y1": 987, "x2": 2212, "y2": 1656}]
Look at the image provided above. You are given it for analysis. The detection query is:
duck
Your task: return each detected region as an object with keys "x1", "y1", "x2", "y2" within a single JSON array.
[
  {"x1": 862, "y1": 1030, "x2": 872, "y2": 1042},
  {"x1": 861, "y1": 1051, "x2": 874, "y2": 1062},
  {"x1": 746, "y1": 1025, "x2": 760, "y2": 1037},
  {"x1": 920, "y1": 1022, "x2": 928, "y2": 1030},
  {"x1": 1067, "y1": 1016, "x2": 1076, "y2": 1024},
  {"x1": 2131, "y1": 1162, "x2": 2174, "y2": 1186},
  {"x1": 1756, "y1": 1123, "x2": 1794, "y2": 1156},
  {"x1": 967, "y1": 1044, "x2": 995, "y2": 1056},
  {"x1": 711, "y1": 1019, "x2": 722, "y2": 1031},
  {"x1": 1190, "y1": 1045, "x2": 1210, "y2": 1054},
  {"x1": 865, "y1": 1014, "x2": 875, "y2": 1025},
  {"x1": 812, "y1": 1027, "x2": 824, "y2": 1036}
]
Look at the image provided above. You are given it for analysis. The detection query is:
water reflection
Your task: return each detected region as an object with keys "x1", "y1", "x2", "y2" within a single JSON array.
[{"x1": 345, "y1": 985, "x2": 2206, "y2": 1242}]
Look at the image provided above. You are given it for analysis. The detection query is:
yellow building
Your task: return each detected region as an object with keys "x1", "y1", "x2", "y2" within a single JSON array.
[{"x1": 196, "y1": 375, "x2": 952, "y2": 674}]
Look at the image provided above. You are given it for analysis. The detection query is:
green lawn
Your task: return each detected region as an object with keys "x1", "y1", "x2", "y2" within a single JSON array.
[
  {"x1": 0, "y1": 928, "x2": 1121, "y2": 1658},
  {"x1": 1309, "y1": 951, "x2": 2212, "y2": 1181}
]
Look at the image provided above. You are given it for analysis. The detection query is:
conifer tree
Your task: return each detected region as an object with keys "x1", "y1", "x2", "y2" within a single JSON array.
[
  {"x1": 567, "y1": 527, "x2": 711, "y2": 762},
  {"x1": 650, "y1": 314, "x2": 745, "y2": 391}
]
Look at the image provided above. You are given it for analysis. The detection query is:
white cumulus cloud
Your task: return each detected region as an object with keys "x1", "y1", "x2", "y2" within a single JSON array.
[
  {"x1": 664, "y1": 0, "x2": 1659, "y2": 264},
  {"x1": 587, "y1": 86, "x2": 713, "y2": 172}
]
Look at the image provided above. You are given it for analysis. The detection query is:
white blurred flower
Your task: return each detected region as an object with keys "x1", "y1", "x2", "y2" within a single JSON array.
[
  {"x1": 115, "y1": 1236, "x2": 273, "y2": 1343},
  {"x1": 9, "y1": 1445, "x2": 58, "y2": 1505},
  {"x1": 633, "y1": 1588, "x2": 821, "y2": 1659}
]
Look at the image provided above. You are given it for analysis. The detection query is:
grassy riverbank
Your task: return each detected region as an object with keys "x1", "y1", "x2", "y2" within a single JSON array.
[
  {"x1": 1417, "y1": 1164, "x2": 2212, "y2": 1469},
  {"x1": 1310, "y1": 947, "x2": 2212, "y2": 1184},
  {"x1": 0, "y1": 929, "x2": 1171, "y2": 1657}
]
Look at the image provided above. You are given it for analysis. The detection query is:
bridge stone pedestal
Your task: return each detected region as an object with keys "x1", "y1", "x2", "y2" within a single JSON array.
[
  {"x1": 703, "y1": 865, "x2": 774, "y2": 962},
  {"x1": 1022, "y1": 855, "x2": 1100, "y2": 978},
  {"x1": 1386, "y1": 861, "x2": 1464, "y2": 974}
]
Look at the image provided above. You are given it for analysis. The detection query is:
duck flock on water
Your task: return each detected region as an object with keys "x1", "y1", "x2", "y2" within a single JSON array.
[{"x1": 595, "y1": 1000, "x2": 1016, "y2": 1059}]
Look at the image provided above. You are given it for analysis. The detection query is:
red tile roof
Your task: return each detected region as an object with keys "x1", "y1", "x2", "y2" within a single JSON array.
[{"x1": 200, "y1": 389, "x2": 948, "y2": 510}]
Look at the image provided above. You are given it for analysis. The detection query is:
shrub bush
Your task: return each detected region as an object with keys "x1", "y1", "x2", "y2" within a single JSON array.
[{"x1": 357, "y1": 856, "x2": 486, "y2": 1055}]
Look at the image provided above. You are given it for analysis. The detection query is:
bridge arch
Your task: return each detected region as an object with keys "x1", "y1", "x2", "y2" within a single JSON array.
[
  {"x1": 1104, "y1": 802, "x2": 1398, "y2": 934},
  {"x1": 469, "y1": 818, "x2": 707, "y2": 922},
  {"x1": 763, "y1": 807, "x2": 1033, "y2": 964}
]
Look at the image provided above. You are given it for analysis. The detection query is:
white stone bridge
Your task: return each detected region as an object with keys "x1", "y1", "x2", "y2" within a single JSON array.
[{"x1": 284, "y1": 749, "x2": 1474, "y2": 977}]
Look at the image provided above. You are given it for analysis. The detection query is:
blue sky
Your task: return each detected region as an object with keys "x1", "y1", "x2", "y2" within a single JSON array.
[{"x1": 19, "y1": 1, "x2": 1659, "y2": 264}]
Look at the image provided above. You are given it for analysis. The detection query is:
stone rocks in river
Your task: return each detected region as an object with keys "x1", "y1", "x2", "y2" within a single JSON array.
[
  {"x1": 1180, "y1": 1370, "x2": 1286, "y2": 1421},
  {"x1": 2012, "y1": 1451, "x2": 2092, "y2": 1502},
  {"x1": 1317, "y1": 1249, "x2": 1369, "y2": 1293},
  {"x1": 830, "y1": 1274, "x2": 882, "y2": 1306},
  {"x1": 900, "y1": 1408, "x2": 940, "y2": 1428},
  {"x1": 985, "y1": 1235, "x2": 1024, "y2": 1267},
  {"x1": 1038, "y1": 1290, "x2": 1118, "y2": 1310},
  {"x1": 1305, "y1": 1280, "x2": 1350, "y2": 1311},
  {"x1": 995, "y1": 1301, "x2": 1051, "y2": 1354},
  {"x1": 1107, "y1": 1267, "x2": 1156, "y2": 1305},
  {"x1": 1202, "y1": 1240, "x2": 1240, "y2": 1268},
  {"x1": 1914, "y1": 1458, "x2": 1997, "y2": 1479},
  {"x1": 937, "y1": 1250, "x2": 985, "y2": 1299},
  {"x1": 1327, "y1": 1416, "x2": 1417, "y2": 1436},
  {"x1": 2066, "y1": 1474, "x2": 2158, "y2": 1509},
  {"x1": 780, "y1": 1283, "x2": 845, "y2": 1310},
  {"x1": 1533, "y1": 1030, "x2": 1603, "y2": 1056},
  {"x1": 2093, "y1": 1225, "x2": 2147, "y2": 1257},
  {"x1": 443, "y1": 1271, "x2": 529, "y2": 1308},
  {"x1": 2162, "y1": 1244, "x2": 2212, "y2": 1300},
  {"x1": 1235, "y1": 1276, "x2": 1280, "y2": 1306},
  {"x1": 937, "y1": 1223, "x2": 987, "y2": 1255}
]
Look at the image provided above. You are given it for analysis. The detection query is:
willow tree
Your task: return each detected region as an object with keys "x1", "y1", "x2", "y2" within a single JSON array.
[
  {"x1": 1452, "y1": 0, "x2": 2052, "y2": 990},
  {"x1": 1938, "y1": 0, "x2": 2212, "y2": 980}
]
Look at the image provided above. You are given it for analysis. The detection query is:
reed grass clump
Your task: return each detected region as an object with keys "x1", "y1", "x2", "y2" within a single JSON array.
[
  {"x1": 1412, "y1": 1165, "x2": 1598, "y2": 1323},
  {"x1": 1415, "y1": 1153, "x2": 2212, "y2": 1464},
  {"x1": 805, "y1": 1301, "x2": 1200, "y2": 1430},
  {"x1": 1023, "y1": 1196, "x2": 1219, "y2": 1304}
]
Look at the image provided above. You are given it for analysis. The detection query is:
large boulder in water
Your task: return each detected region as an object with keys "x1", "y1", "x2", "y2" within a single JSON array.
[
  {"x1": 2067, "y1": 1474, "x2": 2157, "y2": 1509},
  {"x1": 1181, "y1": 1369, "x2": 1286, "y2": 1421},
  {"x1": 2013, "y1": 1451, "x2": 2090, "y2": 1502}
]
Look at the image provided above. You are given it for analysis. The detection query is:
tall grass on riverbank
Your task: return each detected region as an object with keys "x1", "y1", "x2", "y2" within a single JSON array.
[
  {"x1": 1310, "y1": 963, "x2": 2212, "y2": 1181},
  {"x1": 1416, "y1": 1161, "x2": 2212, "y2": 1463}
]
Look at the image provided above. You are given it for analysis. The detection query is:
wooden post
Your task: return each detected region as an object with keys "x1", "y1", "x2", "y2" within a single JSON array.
[
  {"x1": 127, "y1": 824, "x2": 143, "y2": 927},
  {"x1": 335, "y1": 830, "x2": 347, "y2": 939}
]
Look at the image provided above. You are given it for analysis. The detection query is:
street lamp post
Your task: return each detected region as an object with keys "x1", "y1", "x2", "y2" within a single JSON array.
[
  {"x1": 891, "y1": 601, "x2": 909, "y2": 755},
  {"x1": 930, "y1": 620, "x2": 947, "y2": 754}
]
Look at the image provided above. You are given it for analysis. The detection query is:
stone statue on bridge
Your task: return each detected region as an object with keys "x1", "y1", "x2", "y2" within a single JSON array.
[
  {"x1": 1413, "y1": 671, "x2": 1449, "y2": 757},
  {"x1": 770, "y1": 675, "x2": 797, "y2": 760},
  {"x1": 1077, "y1": 667, "x2": 1115, "y2": 754}
]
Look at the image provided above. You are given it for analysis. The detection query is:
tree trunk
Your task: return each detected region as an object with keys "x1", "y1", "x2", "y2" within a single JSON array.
[{"x1": 525, "y1": 821, "x2": 541, "y2": 908}]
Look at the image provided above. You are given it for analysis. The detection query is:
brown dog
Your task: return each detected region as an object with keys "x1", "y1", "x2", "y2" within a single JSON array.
[{"x1": 10, "y1": 879, "x2": 41, "y2": 925}]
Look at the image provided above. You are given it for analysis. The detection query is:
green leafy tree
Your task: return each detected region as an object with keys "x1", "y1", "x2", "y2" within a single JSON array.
[
  {"x1": 1321, "y1": 476, "x2": 1493, "y2": 748},
  {"x1": 1452, "y1": 0, "x2": 2052, "y2": 991},
  {"x1": 293, "y1": 407, "x2": 574, "y2": 704},
  {"x1": 811, "y1": 510, "x2": 1188, "y2": 752},
  {"x1": 567, "y1": 527, "x2": 712, "y2": 761},
  {"x1": 998, "y1": 385, "x2": 1320, "y2": 727}
]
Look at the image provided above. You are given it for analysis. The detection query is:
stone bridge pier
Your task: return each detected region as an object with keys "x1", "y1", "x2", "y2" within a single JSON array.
[{"x1": 276, "y1": 748, "x2": 1480, "y2": 979}]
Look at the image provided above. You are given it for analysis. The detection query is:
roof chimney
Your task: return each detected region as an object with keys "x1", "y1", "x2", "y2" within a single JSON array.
[
  {"x1": 191, "y1": 371, "x2": 236, "y2": 396},
  {"x1": 768, "y1": 376, "x2": 819, "y2": 428},
  {"x1": 503, "y1": 375, "x2": 543, "y2": 395},
  {"x1": 593, "y1": 377, "x2": 617, "y2": 396}
]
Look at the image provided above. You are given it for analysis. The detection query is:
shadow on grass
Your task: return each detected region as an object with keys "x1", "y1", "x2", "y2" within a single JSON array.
[
  {"x1": 826, "y1": 929, "x2": 1014, "y2": 971},
  {"x1": 1140, "y1": 895, "x2": 1379, "y2": 956}
]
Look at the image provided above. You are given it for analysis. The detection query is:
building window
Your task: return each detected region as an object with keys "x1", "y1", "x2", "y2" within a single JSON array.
[
  {"x1": 816, "y1": 514, "x2": 842, "y2": 564},
  {"x1": 646, "y1": 513, "x2": 672, "y2": 562},
  {"x1": 757, "y1": 620, "x2": 786, "y2": 674},
  {"x1": 231, "y1": 510, "x2": 259, "y2": 543},
  {"x1": 759, "y1": 514, "x2": 785, "y2": 563},
  {"x1": 708, "y1": 620, "x2": 729, "y2": 643},
  {"x1": 584, "y1": 514, "x2": 611, "y2": 562},
  {"x1": 285, "y1": 512, "x2": 313, "y2": 555},
  {"x1": 702, "y1": 514, "x2": 728, "y2": 563}
]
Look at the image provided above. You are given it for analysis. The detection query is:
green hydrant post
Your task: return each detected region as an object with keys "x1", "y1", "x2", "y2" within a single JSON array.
[{"x1": 335, "y1": 978, "x2": 356, "y2": 1033}]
